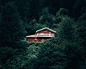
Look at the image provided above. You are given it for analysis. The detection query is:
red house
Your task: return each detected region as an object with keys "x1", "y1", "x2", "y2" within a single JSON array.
[{"x1": 26, "y1": 27, "x2": 56, "y2": 42}]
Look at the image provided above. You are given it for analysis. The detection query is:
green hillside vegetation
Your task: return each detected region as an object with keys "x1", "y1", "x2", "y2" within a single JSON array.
[{"x1": 0, "y1": 0, "x2": 86, "y2": 69}]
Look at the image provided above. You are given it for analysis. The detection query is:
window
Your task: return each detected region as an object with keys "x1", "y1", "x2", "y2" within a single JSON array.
[{"x1": 49, "y1": 32, "x2": 51, "y2": 36}]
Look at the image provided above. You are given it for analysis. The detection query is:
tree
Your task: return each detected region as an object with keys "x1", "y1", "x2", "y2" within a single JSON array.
[
  {"x1": 61, "y1": 0, "x2": 76, "y2": 16},
  {"x1": 55, "y1": 12, "x2": 62, "y2": 24},
  {"x1": 76, "y1": 12, "x2": 86, "y2": 48},
  {"x1": 60, "y1": 40, "x2": 85, "y2": 69},
  {"x1": 39, "y1": 7, "x2": 55, "y2": 27},
  {"x1": 48, "y1": 0, "x2": 60, "y2": 15},
  {"x1": 0, "y1": 2, "x2": 28, "y2": 68},
  {"x1": 25, "y1": 19, "x2": 46, "y2": 35},
  {"x1": 0, "y1": 47, "x2": 15, "y2": 68},
  {"x1": 58, "y1": 16, "x2": 75, "y2": 42},
  {"x1": 15, "y1": 0, "x2": 30, "y2": 23},
  {"x1": 73, "y1": 0, "x2": 86, "y2": 20},
  {"x1": 78, "y1": 11, "x2": 86, "y2": 22},
  {"x1": 57, "y1": 16, "x2": 86, "y2": 69},
  {"x1": 0, "y1": 13, "x2": 1, "y2": 46},
  {"x1": 26, "y1": 38, "x2": 66, "y2": 69},
  {"x1": 58, "y1": 8, "x2": 68, "y2": 15},
  {"x1": 76, "y1": 21, "x2": 86, "y2": 50},
  {"x1": 0, "y1": 2, "x2": 25, "y2": 47},
  {"x1": 27, "y1": 0, "x2": 42, "y2": 21}
]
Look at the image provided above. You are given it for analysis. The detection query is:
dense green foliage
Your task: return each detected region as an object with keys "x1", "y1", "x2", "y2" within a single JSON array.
[{"x1": 0, "y1": 0, "x2": 86, "y2": 69}]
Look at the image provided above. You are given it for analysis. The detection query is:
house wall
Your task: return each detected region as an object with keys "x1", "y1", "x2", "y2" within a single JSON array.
[
  {"x1": 28, "y1": 37, "x2": 50, "y2": 42},
  {"x1": 36, "y1": 29, "x2": 55, "y2": 36},
  {"x1": 28, "y1": 38, "x2": 35, "y2": 42}
]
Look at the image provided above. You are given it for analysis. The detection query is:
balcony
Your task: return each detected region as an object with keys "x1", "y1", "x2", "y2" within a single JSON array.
[{"x1": 37, "y1": 33, "x2": 54, "y2": 37}]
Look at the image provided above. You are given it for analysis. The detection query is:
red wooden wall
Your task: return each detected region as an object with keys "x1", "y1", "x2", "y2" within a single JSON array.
[{"x1": 28, "y1": 37, "x2": 50, "y2": 42}]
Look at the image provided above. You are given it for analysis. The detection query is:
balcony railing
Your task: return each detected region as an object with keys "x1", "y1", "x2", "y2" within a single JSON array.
[{"x1": 37, "y1": 34, "x2": 54, "y2": 37}]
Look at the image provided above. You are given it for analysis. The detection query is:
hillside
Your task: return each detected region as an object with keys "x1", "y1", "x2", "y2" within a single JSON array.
[{"x1": 0, "y1": 0, "x2": 86, "y2": 69}]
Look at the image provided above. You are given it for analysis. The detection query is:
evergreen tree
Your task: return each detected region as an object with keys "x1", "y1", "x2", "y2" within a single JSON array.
[
  {"x1": 61, "y1": 41, "x2": 85, "y2": 69},
  {"x1": 62, "y1": 0, "x2": 76, "y2": 16},
  {"x1": 0, "y1": 2, "x2": 25, "y2": 47},
  {"x1": 15, "y1": 0, "x2": 30, "y2": 23},
  {"x1": 25, "y1": 19, "x2": 46, "y2": 35},
  {"x1": 39, "y1": 7, "x2": 55, "y2": 27},
  {"x1": 58, "y1": 8, "x2": 68, "y2": 15},
  {"x1": 78, "y1": 11, "x2": 86, "y2": 21},
  {"x1": 28, "y1": 0, "x2": 41, "y2": 21},
  {"x1": 73, "y1": 0, "x2": 86, "y2": 20},
  {"x1": 58, "y1": 16, "x2": 75, "y2": 42},
  {"x1": 28, "y1": 41, "x2": 61, "y2": 69},
  {"x1": 48, "y1": 0, "x2": 60, "y2": 15},
  {"x1": 76, "y1": 12, "x2": 86, "y2": 48},
  {"x1": 55, "y1": 13, "x2": 61, "y2": 24},
  {"x1": 76, "y1": 21, "x2": 86, "y2": 50}
]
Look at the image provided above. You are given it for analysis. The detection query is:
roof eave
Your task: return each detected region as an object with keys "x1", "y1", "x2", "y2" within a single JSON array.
[
  {"x1": 26, "y1": 36, "x2": 55, "y2": 38},
  {"x1": 36, "y1": 27, "x2": 56, "y2": 33}
]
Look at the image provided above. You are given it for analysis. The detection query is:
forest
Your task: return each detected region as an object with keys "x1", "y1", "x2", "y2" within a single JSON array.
[{"x1": 0, "y1": 0, "x2": 86, "y2": 69}]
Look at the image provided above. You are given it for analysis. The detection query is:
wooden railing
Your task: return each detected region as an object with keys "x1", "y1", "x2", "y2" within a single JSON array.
[{"x1": 37, "y1": 34, "x2": 54, "y2": 37}]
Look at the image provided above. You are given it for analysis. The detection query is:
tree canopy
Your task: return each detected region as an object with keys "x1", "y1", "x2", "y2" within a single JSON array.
[{"x1": 0, "y1": 0, "x2": 86, "y2": 69}]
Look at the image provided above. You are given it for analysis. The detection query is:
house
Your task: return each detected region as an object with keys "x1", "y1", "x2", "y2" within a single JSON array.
[{"x1": 26, "y1": 27, "x2": 56, "y2": 42}]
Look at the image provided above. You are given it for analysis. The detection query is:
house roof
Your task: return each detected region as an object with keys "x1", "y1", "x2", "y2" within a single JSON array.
[
  {"x1": 26, "y1": 35, "x2": 53, "y2": 38},
  {"x1": 26, "y1": 35, "x2": 37, "y2": 37},
  {"x1": 26, "y1": 27, "x2": 56, "y2": 38},
  {"x1": 36, "y1": 27, "x2": 56, "y2": 33}
]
